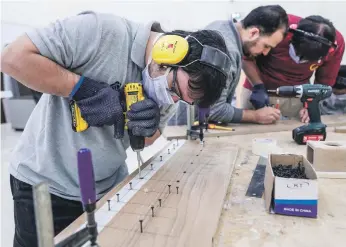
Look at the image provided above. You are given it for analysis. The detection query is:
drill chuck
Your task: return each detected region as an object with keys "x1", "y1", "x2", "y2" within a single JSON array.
[
  {"x1": 129, "y1": 132, "x2": 145, "y2": 152},
  {"x1": 276, "y1": 85, "x2": 301, "y2": 97}
]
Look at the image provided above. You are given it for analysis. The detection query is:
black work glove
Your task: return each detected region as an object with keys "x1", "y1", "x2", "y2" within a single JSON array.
[
  {"x1": 126, "y1": 99, "x2": 160, "y2": 137},
  {"x1": 250, "y1": 84, "x2": 270, "y2": 109},
  {"x1": 70, "y1": 76, "x2": 125, "y2": 138}
]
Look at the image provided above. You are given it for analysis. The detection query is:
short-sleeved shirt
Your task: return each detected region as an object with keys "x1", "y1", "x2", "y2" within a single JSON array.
[
  {"x1": 8, "y1": 11, "x2": 177, "y2": 201},
  {"x1": 243, "y1": 14, "x2": 345, "y2": 90}
]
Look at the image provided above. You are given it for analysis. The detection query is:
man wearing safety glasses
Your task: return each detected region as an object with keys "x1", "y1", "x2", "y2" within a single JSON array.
[
  {"x1": 1, "y1": 11, "x2": 231, "y2": 247},
  {"x1": 240, "y1": 14, "x2": 345, "y2": 123}
]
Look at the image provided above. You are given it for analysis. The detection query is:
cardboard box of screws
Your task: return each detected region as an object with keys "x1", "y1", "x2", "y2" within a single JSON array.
[{"x1": 264, "y1": 154, "x2": 318, "y2": 218}]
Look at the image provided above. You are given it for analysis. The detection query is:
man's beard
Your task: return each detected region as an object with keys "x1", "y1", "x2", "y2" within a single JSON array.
[{"x1": 242, "y1": 40, "x2": 259, "y2": 58}]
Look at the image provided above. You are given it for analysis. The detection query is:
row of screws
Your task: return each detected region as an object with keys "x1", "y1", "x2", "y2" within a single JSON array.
[
  {"x1": 139, "y1": 140, "x2": 185, "y2": 233},
  {"x1": 106, "y1": 181, "x2": 181, "y2": 211},
  {"x1": 112, "y1": 139, "x2": 182, "y2": 233}
]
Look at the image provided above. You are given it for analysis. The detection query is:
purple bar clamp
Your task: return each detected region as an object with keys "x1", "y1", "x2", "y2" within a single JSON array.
[
  {"x1": 198, "y1": 107, "x2": 210, "y2": 123},
  {"x1": 77, "y1": 148, "x2": 96, "y2": 206}
]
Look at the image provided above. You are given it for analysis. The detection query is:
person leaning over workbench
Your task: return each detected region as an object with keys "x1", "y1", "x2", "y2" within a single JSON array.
[
  {"x1": 1, "y1": 11, "x2": 231, "y2": 247},
  {"x1": 320, "y1": 65, "x2": 346, "y2": 115},
  {"x1": 168, "y1": 5, "x2": 289, "y2": 126},
  {"x1": 240, "y1": 14, "x2": 345, "y2": 123}
]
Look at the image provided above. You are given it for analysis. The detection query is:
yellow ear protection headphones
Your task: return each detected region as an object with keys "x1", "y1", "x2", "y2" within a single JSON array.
[
  {"x1": 289, "y1": 24, "x2": 338, "y2": 54},
  {"x1": 151, "y1": 34, "x2": 231, "y2": 77}
]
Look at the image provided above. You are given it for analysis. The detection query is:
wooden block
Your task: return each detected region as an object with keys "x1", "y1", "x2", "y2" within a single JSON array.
[
  {"x1": 306, "y1": 141, "x2": 346, "y2": 172},
  {"x1": 335, "y1": 126, "x2": 346, "y2": 133}
]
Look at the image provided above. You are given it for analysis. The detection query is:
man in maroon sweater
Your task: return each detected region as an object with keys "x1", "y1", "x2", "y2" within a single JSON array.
[{"x1": 240, "y1": 14, "x2": 345, "y2": 123}]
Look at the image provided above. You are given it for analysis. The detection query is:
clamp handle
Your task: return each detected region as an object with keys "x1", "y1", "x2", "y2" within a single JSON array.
[{"x1": 77, "y1": 148, "x2": 96, "y2": 207}]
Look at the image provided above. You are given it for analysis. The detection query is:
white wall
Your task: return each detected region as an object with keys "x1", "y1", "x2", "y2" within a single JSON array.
[{"x1": 2, "y1": 1, "x2": 346, "y2": 64}]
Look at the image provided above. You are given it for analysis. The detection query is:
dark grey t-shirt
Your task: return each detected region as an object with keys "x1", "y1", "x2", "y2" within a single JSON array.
[{"x1": 9, "y1": 11, "x2": 177, "y2": 200}]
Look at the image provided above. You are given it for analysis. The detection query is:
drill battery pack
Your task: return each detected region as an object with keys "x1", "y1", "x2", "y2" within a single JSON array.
[{"x1": 292, "y1": 123, "x2": 327, "y2": 145}]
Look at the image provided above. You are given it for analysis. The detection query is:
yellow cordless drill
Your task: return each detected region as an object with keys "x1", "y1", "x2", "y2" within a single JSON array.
[
  {"x1": 123, "y1": 83, "x2": 146, "y2": 179},
  {"x1": 70, "y1": 82, "x2": 146, "y2": 178}
]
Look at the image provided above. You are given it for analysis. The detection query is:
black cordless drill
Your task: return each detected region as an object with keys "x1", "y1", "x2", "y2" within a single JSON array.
[{"x1": 271, "y1": 84, "x2": 332, "y2": 145}]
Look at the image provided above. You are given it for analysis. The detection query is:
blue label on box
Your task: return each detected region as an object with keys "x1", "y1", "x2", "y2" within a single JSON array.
[{"x1": 274, "y1": 199, "x2": 317, "y2": 218}]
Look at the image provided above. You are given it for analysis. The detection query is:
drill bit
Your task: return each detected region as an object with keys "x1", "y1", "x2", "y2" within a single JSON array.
[
  {"x1": 137, "y1": 152, "x2": 142, "y2": 179},
  {"x1": 267, "y1": 89, "x2": 277, "y2": 93},
  {"x1": 199, "y1": 126, "x2": 204, "y2": 145}
]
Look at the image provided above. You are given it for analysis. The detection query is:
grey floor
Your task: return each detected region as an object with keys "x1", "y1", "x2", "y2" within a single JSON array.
[{"x1": 0, "y1": 123, "x2": 169, "y2": 247}]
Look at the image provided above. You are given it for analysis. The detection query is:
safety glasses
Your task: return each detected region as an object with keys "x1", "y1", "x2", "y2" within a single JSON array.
[{"x1": 167, "y1": 69, "x2": 194, "y2": 105}]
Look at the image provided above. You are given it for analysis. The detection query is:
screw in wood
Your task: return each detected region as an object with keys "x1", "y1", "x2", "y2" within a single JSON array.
[
  {"x1": 176, "y1": 186, "x2": 179, "y2": 194},
  {"x1": 168, "y1": 184, "x2": 171, "y2": 194},
  {"x1": 158, "y1": 199, "x2": 162, "y2": 207},
  {"x1": 160, "y1": 156, "x2": 163, "y2": 161},
  {"x1": 168, "y1": 149, "x2": 170, "y2": 154},
  {"x1": 177, "y1": 180, "x2": 180, "y2": 183},
  {"x1": 151, "y1": 206, "x2": 154, "y2": 217},
  {"x1": 116, "y1": 193, "x2": 120, "y2": 202},
  {"x1": 129, "y1": 182, "x2": 132, "y2": 190},
  {"x1": 107, "y1": 200, "x2": 111, "y2": 211},
  {"x1": 139, "y1": 220, "x2": 143, "y2": 233},
  {"x1": 183, "y1": 171, "x2": 187, "y2": 173},
  {"x1": 150, "y1": 163, "x2": 153, "y2": 170}
]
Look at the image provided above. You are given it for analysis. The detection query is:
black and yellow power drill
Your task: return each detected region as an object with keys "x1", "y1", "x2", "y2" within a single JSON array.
[
  {"x1": 123, "y1": 83, "x2": 146, "y2": 178},
  {"x1": 269, "y1": 84, "x2": 332, "y2": 145},
  {"x1": 70, "y1": 82, "x2": 146, "y2": 177}
]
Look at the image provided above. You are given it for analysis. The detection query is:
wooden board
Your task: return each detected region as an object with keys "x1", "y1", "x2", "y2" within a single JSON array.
[
  {"x1": 55, "y1": 138, "x2": 239, "y2": 247},
  {"x1": 212, "y1": 130, "x2": 346, "y2": 247},
  {"x1": 97, "y1": 139, "x2": 238, "y2": 247},
  {"x1": 163, "y1": 114, "x2": 346, "y2": 140},
  {"x1": 54, "y1": 139, "x2": 176, "y2": 244}
]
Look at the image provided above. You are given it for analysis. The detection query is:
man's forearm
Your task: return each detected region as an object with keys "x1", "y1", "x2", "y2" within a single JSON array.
[
  {"x1": 1, "y1": 34, "x2": 79, "y2": 97},
  {"x1": 241, "y1": 109, "x2": 257, "y2": 123},
  {"x1": 242, "y1": 59, "x2": 263, "y2": 86}
]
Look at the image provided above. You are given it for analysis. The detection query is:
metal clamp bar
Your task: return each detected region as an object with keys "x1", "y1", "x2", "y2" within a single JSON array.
[{"x1": 33, "y1": 182, "x2": 55, "y2": 247}]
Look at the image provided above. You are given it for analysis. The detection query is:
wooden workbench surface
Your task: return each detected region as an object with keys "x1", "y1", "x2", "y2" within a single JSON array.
[
  {"x1": 212, "y1": 130, "x2": 346, "y2": 247},
  {"x1": 55, "y1": 116, "x2": 346, "y2": 246},
  {"x1": 162, "y1": 114, "x2": 346, "y2": 140}
]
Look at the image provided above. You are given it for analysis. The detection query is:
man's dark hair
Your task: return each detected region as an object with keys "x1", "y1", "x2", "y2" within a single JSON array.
[
  {"x1": 292, "y1": 15, "x2": 336, "y2": 61},
  {"x1": 241, "y1": 5, "x2": 288, "y2": 36},
  {"x1": 165, "y1": 30, "x2": 229, "y2": 107}
]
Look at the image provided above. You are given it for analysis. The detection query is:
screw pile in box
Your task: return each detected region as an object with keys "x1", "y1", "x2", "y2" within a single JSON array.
[{"x1": 272, "y1": 162, "x2": 307, "y2": 179}]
